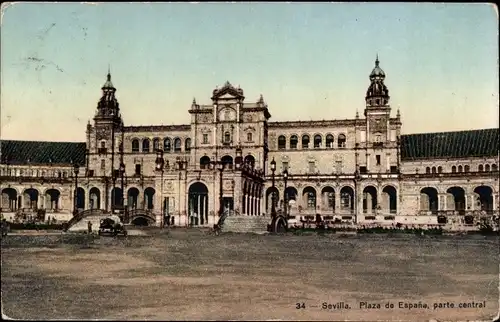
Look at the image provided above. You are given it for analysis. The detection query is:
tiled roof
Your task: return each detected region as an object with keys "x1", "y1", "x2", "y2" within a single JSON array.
[
  {"x1": 400, "y1": 128, "x2": 499, "y2": 160},
  {"x1": 0, "y1": 140, "x2": 86, "y2": 165}
]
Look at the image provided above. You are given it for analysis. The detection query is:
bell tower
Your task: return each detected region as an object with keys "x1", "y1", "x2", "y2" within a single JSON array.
[{"x1": 364, "y1": 55, "x2": 391, "y2": 143}]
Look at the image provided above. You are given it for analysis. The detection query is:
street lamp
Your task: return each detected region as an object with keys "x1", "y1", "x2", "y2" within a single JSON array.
[
  {"x1": 155, "y1": 149, "x2": 165, "y2": 228},
  {"x1": 119, "y1": 162, "x2": 126, "y2": 223},
  {"x1": 217, "y1": 161, "x2": 225, "y2": 217},
  {"x1": 283, "y1": 168, "x2": 288, "y2": 219},
  {"x1": 270, "y1": 158, "x2": 277, "y2": 218},
  {"x1": 73, "y1": 162, "x2": 80, "y2": 216}
]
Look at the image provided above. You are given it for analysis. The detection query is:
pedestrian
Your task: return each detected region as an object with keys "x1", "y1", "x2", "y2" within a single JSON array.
[{"x1": 88, "y1": 220, "x2": 92, "y2": 234}]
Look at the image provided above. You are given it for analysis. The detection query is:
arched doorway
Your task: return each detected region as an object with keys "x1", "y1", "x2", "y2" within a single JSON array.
[
  {"x1": 382, "y1": 186, "x2": 397, "y2": 214},
  {"x1": 244, "y1": 155, "x2": 255, "y2": 168},
  {"x1": 111, "y1": 187, "x2": 124, "y2": 209},
  {"x1": 188, "y1": 182, "x2": 209, "y2": 226},
  {"x1": 76, "y1": 187, "x2": 85, "y2": 210},
  {"x1": 144, "y1": 187, "x2": 155, "y2": 210},
  {"x1": 221, "y1": 155, "x2": 233, "y2": 170},
  {"x1": 200, "y1": 156, "x2": 211, "y2": 169},
  {"x1": 420, "y1": 187, "x2": 438, "y2": 213},
  {"x1": 89, "y1": 187, "x2": 101, "y2": 210},
  {"x1": 473, "y1": 186, "x2": 493, "y2": 212},
  {"x1": 266, "y1": 187, "x2": 279, "y2": 214},
  {"x1": 131, "y1": 216, "x2": 150, "y2": 226},
  {"x1": 362, "y1": 186, "x2": 377, "y2": 214},
  {"x1": 128, "y1": 187, "x2": 140, "y2": 210},
  {"x1": 45, "y1": 189, "x2": 61, "y2": 211},
  {"x1": 1, "y1": 188, "x2": 18, "y2": 211},
  {"x1": 302, "y1": 186, "x2": 317, "y2": 210},
  {"x1": 24, "y1": 188, "x2": 39, "y2": 209},
  {"x1": 340, "y1": 186, "x2": 355, "y2": 213},
  {"x1": 446, "y1": 186, "x2": 465, "y2": 213},
  {"x1": 321, "y1": 186, "x2": 335, "y2": 213}
]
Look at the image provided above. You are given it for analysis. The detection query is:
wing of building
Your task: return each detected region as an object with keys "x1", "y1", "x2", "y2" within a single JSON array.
[{"x1": 1, "y1": 59, "x2": 498, "y2": 227}]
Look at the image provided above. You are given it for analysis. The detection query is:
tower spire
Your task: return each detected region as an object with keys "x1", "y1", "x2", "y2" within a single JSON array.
[{"x1": 375, "y1": 53, "x2": 379, "y2": 67}]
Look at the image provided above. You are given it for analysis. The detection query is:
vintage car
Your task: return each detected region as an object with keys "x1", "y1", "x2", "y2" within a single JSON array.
[{"x1": 98, "y1": 218, "x2": 127, "y2": 237}]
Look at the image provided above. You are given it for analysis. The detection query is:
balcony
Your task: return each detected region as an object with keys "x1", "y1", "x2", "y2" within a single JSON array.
[{"x1": 373, "y1": 142, "x2": 384, "y2": 149}]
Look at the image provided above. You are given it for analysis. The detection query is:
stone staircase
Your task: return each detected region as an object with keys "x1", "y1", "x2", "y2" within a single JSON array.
[
  {"x1": 68, "y1": 214, "x2": 121, "y2": 233},
  {"x1": 222, "y1": 216, "x2": 270, "y2": 233}
]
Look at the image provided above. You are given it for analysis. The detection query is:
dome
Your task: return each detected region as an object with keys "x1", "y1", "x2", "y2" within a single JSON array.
[{"x1": 369, "y1": 56, "x2": 385, "y2": 79}]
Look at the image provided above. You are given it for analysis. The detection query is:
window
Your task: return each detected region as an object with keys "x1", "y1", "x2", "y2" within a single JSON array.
[
  {"x1": 224, "y1": 132, "x2": 231, "y2": 144},
  {"x1": 174, "y1": 138, "x2": 181, "y2": 153},
  {"x1": 485, "y1": 164, "x2": 490, "y2": 172},
  {"x1": 247, "y1": 132, "x2": 253, "y2": 142},
  {"x1": 153, "y1": 138, "x2": 160, "y2": 151},
  {"x1": 101, "y1": 160, "x2": 105, "y2": 169},
  {"x1": 290, "y1": 135, "x2": 298, "y2": 149},
  {"x1": 135, "y1": 164, "x2": 141, "y2": 175},
  {"x1": 164, "y1": 138, "x2": 172, "y2": 152},
  {"x1": 452, "y1": 166, "x2": 457, "y2": 173},
  {"x1": 87, "y1": 170, "x2": 94, "y2": 177},
  {"x1": 278, "y1": 135, "x2": 286, "y2": 150},
  {"x1": 202, "y1": 134, "x2": 209, "y2": 144},
  {"x1": 458, "y1": 165, "x2": 463, "y2": 173},
  {"x1": 426, "y1": 167, "x2": 431, "y2": 174},
  {"x1": 142, "y1": 139, "x2": 150, "y2": 153},
  {"x1": 327, "y1": 192, "x2": 335, "y2": 209},
  {"x1": 282, "y1": 162, "x2": 289, "y2": 171},
  {"x1": 464, "y1": 165, "x2": 469, "y2": 173},
  {"x1": 308, "y1": 161, "x2": 315, "y2": 173},
  {"x1": 314, "y1": 135, "x2": 322, "y2": 148},
  {"x1": 100, "y1": 141, "x2": 106, "y2": 148},
  {"x1": 438, "y1": 166, "x2": 443, "y2": 173},
  {"x1": 185, "y1": 138, "x2": 191, "y2": 152},
  {"x1": 492, "y1": 164, "x2": 498, "y2": 171},
  {"x1": 307, "y1": 192, "x2": 316, "y2": 209},
  {"x1": 338, "y1": 134, "x2": 346, "y2": 148},
  {"x1": 326, "y1": 134, "x2": 334, "y2": 148},
  {"x1": 375, "y1": 155, "x2": 381, "y2": 166},
  {"x1": 359, "y1": 166, "x2": 367, "y2": 174},
  {"x1": 431, "y1": 167, "x2": 436, "y2": 174},
  {"x1": 478, "y1": 164, "x2": 483, "y2": 172},
  {"x1": 390, "y1": 166, "x2": 398, "y2": 174},
  {"x1": 341, "y1": 192, "x2": 351, "y2": 209},
  {"x1": 302, "y1": 135, "x2": 310, "y2": 149}
]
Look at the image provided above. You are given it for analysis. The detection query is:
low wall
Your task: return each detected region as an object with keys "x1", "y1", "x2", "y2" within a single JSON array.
[
  {"x1": 1, "y1": 211, "x2": 72, "y2": 223},
  {"x1": 358, "y1": 215, "x2": 439, "y2": 226}
]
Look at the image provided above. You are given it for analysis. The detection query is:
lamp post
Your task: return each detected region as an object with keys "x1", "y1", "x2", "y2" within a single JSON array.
[
  {"x1": 283, "y1": 168, "x2": 288, "y2": 219},
  {"x1": 270, "y1": 158, "x2": 277, "y2": 218},
  {"x1": 119, "y1": 162, "x2": 126, "y2": 223},
  {"x1": 73, "y1": 162, "x2": 80, "y2": 216},
  {"x1": 216, "y1": 161, "x2": 225, "y2": 217},
  {"x1": 155, "y1": 149, "x2": 165, "y2": 228}
]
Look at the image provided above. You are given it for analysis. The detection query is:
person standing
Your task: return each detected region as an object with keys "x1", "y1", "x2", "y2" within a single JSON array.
[{"x1": 88, "y1": 221, "x2": 92, "y2": 234}]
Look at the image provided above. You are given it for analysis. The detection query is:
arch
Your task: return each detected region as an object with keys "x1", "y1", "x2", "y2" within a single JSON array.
[
  {"x1": 382, "y1": 185, "x2": 397, "y2": 213},
  {"x1": 1, "y1": 188, "x2": 18, "y2": 211},
  {"x1": 185, "y1": 138, "x2": 191, "y2": 152},
  {"x1": 362, "y1": 186, "x2": 377, "y2": 214},
  {"x1": 458, "y1": 165, "x2": 463, "y2": 173},
  {"x1": 478, "y1": 164, "x2": 483, "y2": 172},
  {"x1": 301, "y1": 134, "x2": 310, "y2": 149},
  {"x1": 164, "y1": 138, "x2": 172, "y2": 153},
  {"x1": 142, "y1": 138, "x2": 150, "y2": 153},
  {"x1": 244, "y1": 155, "x2": 255, "y2": 168},
  {"x1": 131, "y1": 139, "x2": 140, "y2": 153},
  {"x1": 285, "y1": 186, "x2": 298, "y2": 201},
  {"x1": 473, "y1": 185, "x2": 493, "y2": 212},
  {"x1": 200, "y1": 156, "x2": 211, "y2": 169},
  {"x1": 420, "y1": 187, "x2": 438, "y2": 213},
  {"x1": 302, "y1": 186, "x2": 317, "y2": 210},
  {"x1": 152, "y1": 138, "x2": 160, "y2": 152},
  {"x1": 464, "y1": 165, "x2": 470, "y2": 173},
  {"x1": 313, "y1": 134, "x2": 322, "y2": 149},
  {"x1": 76, "y1": 187, "x2": 85, "y2": 210},
  {"x1": 221, "y1": 155, "x2": 233, "y2": 169},
  {"x1": 23, "y1": 188, "x2": 39, "y2": 209},
  {"x1": 321, "y1": 186, "x2": 335, "y2": 211},
  {"x1": 446, "y1": 186, "x2": 465, "y2": 212},
  {"x1": 438, "y1": 166, "x2": 443, "y2": 173},
  {"x1": 340, "y1": 186, "x2": 355, "y2": 212},
  {"x1": 426, "y1": 167, "x2": 431, "y2": 174},
  {"x1": 174, "y1": 138, "x2": 182, "y2": 153},
  {"x1": 492, "y1": 164, "x2": 498, "y2": 171},
  {"x1": 111, "y1": 187, "x2": 124, "y2": 209},
  {"x1": 127, "y1": 187, "x2": 140, "y2": 210},
  {"x1": 338, "y1": 134, "x2": 346, "y2": 148},
  {"x1": 144, "y1": 187, "x2": 156, "y2": 210},
  {"x1": 452, "y1": 166, "x2": 457, "y2": 173},
  {"x1": 89, "y1": 187, "x2": 101, "y2": 210},
  {"x1": 290, "y1": 135, "x2": 298, "y2": 149},
  {"x1": 278, "y1": 135, "x2": 286, "y2": 150},
  {"x1": 131, "y1": 216, "x2": 151, "y2": 226},
  {"x1": 326, "y1": 134, "x2": 334, "y2": 148},
  {"x1": 431, "y1": 166, "x2": 436, "y2": 174},
  {"x1": 188, "y1": 182, "x2": 209, "y2": 225},
  {"x1": 485, "y1": 164, "x2": 490, "y2": 172},
  {"x1": 45, "y1": 189, "x2": 61, "y2": 211},
  {"x1": 266, "y1": 187, "x2": 279, "y2": 214}
]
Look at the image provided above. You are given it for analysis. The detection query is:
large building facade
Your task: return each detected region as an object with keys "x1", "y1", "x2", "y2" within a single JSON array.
[{"x1": 1, "y1": 58, "x2": 499, "y2": 227}]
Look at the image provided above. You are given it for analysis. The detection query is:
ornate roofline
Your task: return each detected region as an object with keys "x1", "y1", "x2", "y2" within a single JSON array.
[{"x1": 123, "y1": 125, "x2": 191, "y2": 133}]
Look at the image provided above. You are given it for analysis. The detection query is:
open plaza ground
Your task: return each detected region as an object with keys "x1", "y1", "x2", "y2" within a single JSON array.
[{"x1": 1, "y1": 229, "x2": 499, "y2": 321}]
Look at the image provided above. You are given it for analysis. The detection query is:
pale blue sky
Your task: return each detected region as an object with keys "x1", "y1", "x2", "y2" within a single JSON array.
[{"x1": 1, "y1": 2, "x2": 498, "y2": 142}]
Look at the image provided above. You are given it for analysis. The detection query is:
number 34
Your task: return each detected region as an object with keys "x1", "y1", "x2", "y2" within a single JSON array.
[{"x1": 296, "y1": 302, "x2": 305, "y2": 309}]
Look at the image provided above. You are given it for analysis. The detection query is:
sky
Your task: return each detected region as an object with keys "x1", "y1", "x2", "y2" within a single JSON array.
[{"x1": 0, "y1": 2, "x2": 498, "y2": 142}]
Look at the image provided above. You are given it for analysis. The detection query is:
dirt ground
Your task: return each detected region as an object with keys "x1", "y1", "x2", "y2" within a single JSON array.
[{"x1": 1, "y1": 229, "x2": 499, "y2": 321}]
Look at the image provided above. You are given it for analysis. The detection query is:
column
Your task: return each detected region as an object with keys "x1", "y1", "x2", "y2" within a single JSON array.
[
  {"x1": 335, "y1": 190, "x2": 340, "y2": 214},
  {"x1": 465, "y1": 194, "x2": 469, "y2": 210},
  {"x1": 493, "y1": 193, "x2": 496, "y2": 211}
]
